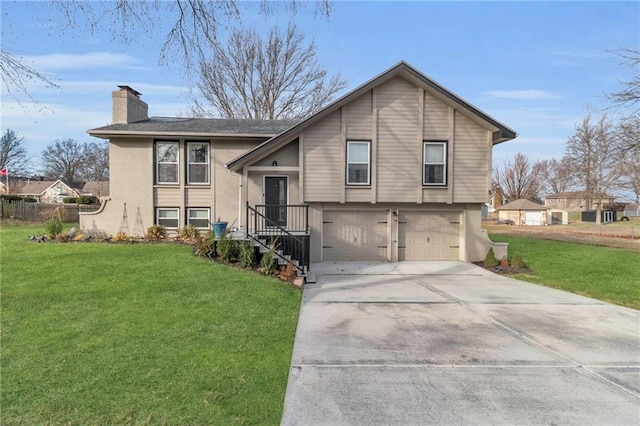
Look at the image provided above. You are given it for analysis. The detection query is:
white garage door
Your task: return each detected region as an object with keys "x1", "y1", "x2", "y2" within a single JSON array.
[
  {"x1": 524, "y1": 211, "x2": 542, "y2": 226},
  {"x1": 398, "y1": 211, "x2": 461, "y2": 261},
  {"x1": 322, "y1": 211, "x2": 388, "y2": 261}
]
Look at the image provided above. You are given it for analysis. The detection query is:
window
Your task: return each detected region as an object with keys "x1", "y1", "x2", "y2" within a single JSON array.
[
  {"x1": 423, "y1": 141, "x2": 447, "y2": 185},
  {"x1": 187, "y1": 142, "x2": 209, "y2": 184},
  {"x1": 347, "y1": 141, "x2": 370, "y2": 185},
  {"x1": 187, "y1": 208, "x2": 210, "y2": 229},
  {"x1": 156, "y1": 208, "x2": 179, "y2": 228},
  {"x1": 156, "y1": 141, "x2": 179, "y2": 184}
]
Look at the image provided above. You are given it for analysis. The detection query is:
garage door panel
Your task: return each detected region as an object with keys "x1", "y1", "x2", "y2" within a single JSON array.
[
  {"x1": 323, "y1": 211, "x2": 388, "y2": 261},
  {"x1": 399, "y1": 211, "x2": 460, "y2": 261}
]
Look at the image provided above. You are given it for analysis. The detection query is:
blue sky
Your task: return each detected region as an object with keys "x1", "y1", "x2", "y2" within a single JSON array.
[{"x1": 1, "y1": 1, "x2": 638, "y2": 180}]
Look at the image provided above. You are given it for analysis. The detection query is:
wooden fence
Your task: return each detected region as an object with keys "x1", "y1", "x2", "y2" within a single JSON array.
[{"x1": 0, "y1": 200, "x2": 100, "y2": 223}]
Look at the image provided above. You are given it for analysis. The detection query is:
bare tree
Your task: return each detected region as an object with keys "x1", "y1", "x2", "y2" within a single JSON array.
[
  {"x1": 565, "y1": 112, "x2": 621, "y2": 223},
  {"x1": 0, "y1": 129, "x2": 31, "y2": 177},
  {"x1": 538, "y1": 157, "x2": 575, "y2": 195},
  {"x1": 617, "y1": 114, "x2": 640, "y2": 202},
  {"x1": 492, "y1": 153, "x2": 545, "y2": 202},
  {"x1": 41, "y1": 139, "x2": 87, "y2": 182},
  {"x1": 82, "y1": 142, "x2": 110, "y2": 181},
  {"x1": 2, "y1": 1, "x2": 331, "y2": 101},
  {"x1": 190, "y1": 24, "x2": 347, "y2": 119},
  {"x1": 607, "y1": 48, "x2": 640, "y2": 111}
]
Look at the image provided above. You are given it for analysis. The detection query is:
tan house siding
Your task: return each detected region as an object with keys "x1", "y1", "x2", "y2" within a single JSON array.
[
  {"x1": 453, "y1": 112, "x2": 491, "y2": 203},
  {"x1": 154, "y1": 187, "x2": 182, "y2": 206},
  {"x1": 345, "y1": 92, "x2": 373, "y2": 140},
  {"x1": 423, "y1": 91, "x2": 449, "y2": 140},
  {"x1": 254, "y1": 140, "x2": 299, "y2": 167},
  {"x1": 185, "y1": 187, "x2": 212, "y2": 206},
  {"x1": 303, "y1": 111, "x2": 342, "y2": 202},
  {"x1": 377, "y1": 77, "x2": 419, "y2": 202},
  {"x1": 345, "y1": 188, "x2": 371, "y2": 202},
  {"x1": 213, "y1": 140, "x2": 256, "y2": 224}
]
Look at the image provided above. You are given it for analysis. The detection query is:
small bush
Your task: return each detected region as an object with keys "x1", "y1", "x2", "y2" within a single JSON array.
[
  {"x1": 22, "y1": 197, "x2": 37, "y2": 203},
  {"x1": 178, "y1": 224, "x2": 200, "y2": 241},
  {"x1": 0, "y1": 194, "x2": 24, "y2": 202},
  {"x1": 146, "y1": 225, "x2": 167, "y2": 241},
  {"x1": 511, "y1": 250, "x2": 526, "y2": 268},
  {"x1": 55, "y1": 232, "x2": 70, "y2": 242},
  {"x1": 43, "y1": 211, "x2": 63, "y2": 238},
  {"x1": 217, "y1": 236, "x2": 238, "y2": 262},
  {"x1": 279, "y1": 262, "x2": 297, "y2": 282},
  {"x1": 194, "y1": 231, "x2": 215, "y2": 258},
  {"x1": 238, "y1": 240, "x2": 256, "y2": 268},
  {"x1": 260, "y1": 251, "x2": 277, "y2": 274},
  {"x1": 483, "y1": 247, "x2": 499, "y2": 268},
  {"x1": 500, "y1": 257, "x2": 509, "y2": 267},
  {"x1": 112, "y1": 232, "x2": 129, "y2": 242},
  {"x1": 76, "y1": 195, "x2": 99, "y2": 204},
  {"x1": 62, "y1": 197, "x2": 77, "y2": 204}
]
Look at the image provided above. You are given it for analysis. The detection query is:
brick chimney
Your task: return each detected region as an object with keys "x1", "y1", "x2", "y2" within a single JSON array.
[{"x1": 112, "y1": 85, "x2": 148, "y2": 124}]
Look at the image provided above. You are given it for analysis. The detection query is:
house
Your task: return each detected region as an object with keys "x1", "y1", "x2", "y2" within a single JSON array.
[
  {"x1": 623, "y1": 203, "x2": 640, "y2": 218},
  {"x1": 544, "y1": 191, "x2": 616, "y2": 211},
  {"x1": 81, "y1": 181, "x2": 110, "y2": 199},
  {"x1": 18, "y1": 179, "x2": 83, "y2": 203},
  {"x1": 496, "y1": 199, "x2": 548, "y2": 226},
  {"x1": 81, "y1": 62, "x2": 517, "y2": 267}
]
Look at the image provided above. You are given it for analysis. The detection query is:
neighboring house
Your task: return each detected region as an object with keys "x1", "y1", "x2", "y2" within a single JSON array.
[
  {"x1": 81, "y1": 62, "x2": 517, "y2": 265},
  {"x1": 488, "y1": 188, "x2": 508, "y2": 212},
  {"x1": 496, "y1": 199, "x2": 548, "y2": 226},
  {"x1": 623, "y1": 203, "x2": 640, "y2": 218},
  {"x1": 544, "y1": 191, "x2": 616, "y2": 211},
  {"x1": 18, "y1": 179, "x2": 83, "y2": 203},
  {"x1": 0, "y1": 175, "x2": 29, "y2": 195},
  {"x1": 82, "y1": 181, "x2": 110, "y2": 199}
]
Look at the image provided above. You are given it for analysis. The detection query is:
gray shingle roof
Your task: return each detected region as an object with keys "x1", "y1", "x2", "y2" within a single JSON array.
[
  {"x1": 88, "y1": 117, "x2": 300, "y2": 137},
  {"x1": 497, "y1": 199, "x2": 547, "y2": 211}
]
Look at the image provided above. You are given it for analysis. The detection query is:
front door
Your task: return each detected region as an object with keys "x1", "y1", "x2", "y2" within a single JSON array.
[{"x1": 264, "y1": 176, "x2": 288, "y2": 227}]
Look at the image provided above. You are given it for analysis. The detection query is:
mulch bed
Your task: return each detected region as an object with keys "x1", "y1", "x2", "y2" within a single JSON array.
[{"x1": 473, "y1": 262, "x2": 532, "y2": 275}]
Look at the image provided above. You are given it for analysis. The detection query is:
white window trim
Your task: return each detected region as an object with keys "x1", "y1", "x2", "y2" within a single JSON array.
[
  {"x1": 156, "y1": 141, "x2": 180, "y2": 185},
  {"x1": 346, "y1": 140, "x2": 371, "y2": 185},
  {"x1": 186, "y1": 141, "x2": 210, "y2": 185},
  {"x1": 156, "y1": 207, "x2": 180, "y2": 228},
  {"x1": 423, "y1": 141, "x2": 447, "y2": 186},
  {"x1": 187, "y1": 207, "x2": 211, "y2": 229}
]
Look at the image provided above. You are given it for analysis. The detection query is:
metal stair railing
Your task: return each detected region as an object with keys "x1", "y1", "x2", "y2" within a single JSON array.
[{"x1": 246, "y1": 203, "x2": 308, "y2": 275}]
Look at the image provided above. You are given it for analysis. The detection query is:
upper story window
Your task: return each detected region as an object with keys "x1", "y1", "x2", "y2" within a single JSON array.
[
  {"x1": 156, "y1": 141, "x2": 179, "y2": 184},
  {"x1": 187, "y1": 142, "x2": 210, "y2": 184},
  {"x1": 423, "y1": 141, "x2": 447, "y2": 185},
  {"x1": 346, "y1": 141, "x2": 370, "y2": 185}
]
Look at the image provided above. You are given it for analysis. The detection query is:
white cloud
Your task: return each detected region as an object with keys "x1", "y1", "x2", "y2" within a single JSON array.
[
  {"x1": 486, "y1": 89, "x2": 561, "y2": 100},
  {"x1": 19, "y1": 52, "x2": 151, "y2": 71}
]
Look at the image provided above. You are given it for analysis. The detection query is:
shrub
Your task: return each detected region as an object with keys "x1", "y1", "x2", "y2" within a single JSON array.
[
  {"x1": 112, "y1": 232, "x2": 129, "y2": 242},
  {"x1": 62, "y1": 197, "x2": 77, "y2": 204},
  {"x1": 238, "y1": 240, "x2": 256, "y2": 268},
  {"x1": 178, "y1": 224, "x2": 200, "y2": 241},
  {"x1": 146, "y1": 225, "x2": 167, "y2": 241},
  {"x1": 500, "y1": 257, "x2": 509, "y2": 267},
  {"x1": 216, "y1": 235, "x2": 238, "y2": 262},
  {"x1": 76, "y1": 195, "x2": 99, "y2": 204},
  {"x1": 511, "y1": 250, "x2": 526, "y2": 268},
  {"x1": 55, "y1": 232, "x2": 70, "y2": 242},
  {"x1": 43, "y1": 210, "x2": 63, "y2": 238},
  {"x1": 260, "y1": 239, "x2": 279, "y2": 274},
  {"x1": 279, "y1": 262, "x2": 297, "y2": 282},
  {"x1": 22, "y1": 197, "x2": 37, "y2": 203},
  {"x1": 0, "y1": 194, "x2": 24, "y2": 202},
  {"x1": 483, "y1": 247, "x2": 499, "y2": 268},
  {"x1": 194, "y1": 230, "x2": 215, "y2": 258}
]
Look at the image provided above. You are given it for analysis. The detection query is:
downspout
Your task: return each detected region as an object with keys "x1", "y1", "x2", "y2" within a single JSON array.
[{"x1": 238, "y1": 173, "x2": 243, "y2": 231}]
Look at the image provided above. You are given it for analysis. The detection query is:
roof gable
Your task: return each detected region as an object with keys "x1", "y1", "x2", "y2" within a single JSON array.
[
  {"x1": 226, "y1": 61, "x2": 517, "y2": 172},
  {"x1": 497, "y1": 199, "x2": 547, "y2": 211}
]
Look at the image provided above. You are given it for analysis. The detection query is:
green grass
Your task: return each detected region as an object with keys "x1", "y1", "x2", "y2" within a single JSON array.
[
  {"x1": 491, "y1": 234, "x2": 640, "y2": 310},
  {"x1": 1, "y1": 224, "x2": 301, "y2": 425}
]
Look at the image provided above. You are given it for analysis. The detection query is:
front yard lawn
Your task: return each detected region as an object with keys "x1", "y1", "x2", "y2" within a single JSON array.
[
  {"x1": 1, "y1": 224, "x2": 301, "y2": 425},
  {"x1": 490, "y1": 234, "x2": 640, "y2": 310}
]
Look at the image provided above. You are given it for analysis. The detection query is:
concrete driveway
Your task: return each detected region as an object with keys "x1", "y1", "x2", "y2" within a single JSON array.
[{"x1": 281, "y1": 261, "x2": 640, "y2": 425}]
